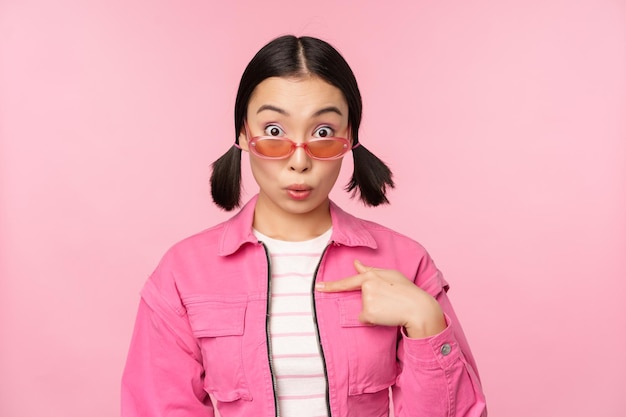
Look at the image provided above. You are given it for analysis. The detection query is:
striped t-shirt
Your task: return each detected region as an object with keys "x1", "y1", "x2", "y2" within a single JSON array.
[{"x1": 253, "y1": 228, "x2": 332, "y2": 417}]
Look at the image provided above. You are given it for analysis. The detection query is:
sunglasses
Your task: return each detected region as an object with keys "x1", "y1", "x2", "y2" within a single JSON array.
[{"x1": 239, "y1": 124, "x2": 355, "y2": 160}]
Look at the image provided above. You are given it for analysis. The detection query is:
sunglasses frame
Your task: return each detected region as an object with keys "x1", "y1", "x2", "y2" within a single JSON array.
[{"x1": 240, "y1": 123, "x2": 354, "y2": 161}]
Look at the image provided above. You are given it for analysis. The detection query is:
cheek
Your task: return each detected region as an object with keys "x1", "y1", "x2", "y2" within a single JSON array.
[
  {"x1": 249, "y1": 158, "x2": 280, "y2": 181},
  {"x1": 249, "y1": 159, "x2": 266, "y2": 179},
  {"x1": 320, "y1": 161, "x2": 343, "y2": 184}
]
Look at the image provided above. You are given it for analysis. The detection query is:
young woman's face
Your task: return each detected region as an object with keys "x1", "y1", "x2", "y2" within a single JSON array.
[{"x1": 239, "y1": 75, "x2": 350, "y2": 220}]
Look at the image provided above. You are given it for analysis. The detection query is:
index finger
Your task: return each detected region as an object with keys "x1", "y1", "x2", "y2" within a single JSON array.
[{"x1": 315, "y1": 274, "x2": 365, "y2": 293}]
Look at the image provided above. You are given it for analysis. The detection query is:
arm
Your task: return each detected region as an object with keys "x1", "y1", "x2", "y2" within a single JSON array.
[
  {"x1": 121, "y1": 280, "x2": 214, "y2": 417},
  {"x1": 394, "y1": 287, "x2": 486, "y2": 417},
  {"x1": 316, "y1": 259, "x2": 486, "y2": 416}
]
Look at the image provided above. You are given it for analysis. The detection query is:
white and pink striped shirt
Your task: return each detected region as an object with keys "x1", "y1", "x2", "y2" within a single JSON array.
[{"x1": 254, "y1": 228, "x2": 332, "y2": 417}]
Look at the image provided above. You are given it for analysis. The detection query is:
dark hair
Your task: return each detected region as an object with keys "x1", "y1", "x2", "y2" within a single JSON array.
[{"x1": 210, "y1": 35, "x2": 394, "y2": 211}]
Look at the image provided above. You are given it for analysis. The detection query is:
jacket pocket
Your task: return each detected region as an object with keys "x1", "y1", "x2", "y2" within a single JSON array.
[
  {"x1": 185, "y1": 298, "x2": 252, "y2": 402},
  {"x1": 338, "y1": 295, "x2": 398, "y2": 396}
]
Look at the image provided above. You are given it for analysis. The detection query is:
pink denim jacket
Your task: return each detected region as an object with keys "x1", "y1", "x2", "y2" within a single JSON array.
[{"x1": 122, "y1": 196, "x2": 487, "y2": 416}]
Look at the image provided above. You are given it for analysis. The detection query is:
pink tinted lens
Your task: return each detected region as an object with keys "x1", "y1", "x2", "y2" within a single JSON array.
[
  {"x1": 251, "y1": 138, "x2": 293, "y2": 158},
  {"x1": 306, "y1": 139, "x2": 349, "y2": 159}
]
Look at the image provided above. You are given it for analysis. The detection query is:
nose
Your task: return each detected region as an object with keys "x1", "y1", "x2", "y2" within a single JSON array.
[{"x1": 288, "y1": 143, "x2": 311, "y2": 172}]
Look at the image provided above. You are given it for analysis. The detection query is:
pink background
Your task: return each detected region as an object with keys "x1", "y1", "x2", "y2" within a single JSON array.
[{"x1": 1, "y1": 1, "x2": 625, "y2": 416}]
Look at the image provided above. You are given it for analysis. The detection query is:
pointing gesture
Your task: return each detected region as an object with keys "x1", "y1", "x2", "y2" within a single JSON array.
[{"x1": 316, "y1": 260, "x2": 447, "y2": 338}]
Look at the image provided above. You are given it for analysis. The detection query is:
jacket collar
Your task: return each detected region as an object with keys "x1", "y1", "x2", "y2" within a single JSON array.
[{"x1": 218, "y1": 195, "x2": 377, "y2": 256}]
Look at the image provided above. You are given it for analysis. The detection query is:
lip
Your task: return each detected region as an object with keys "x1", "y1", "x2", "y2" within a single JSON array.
[
  {"x1": 286, "y1": 184, "x2": 312, "y2": 191},
  {"x1": 285, "y1": 184, "x2": 312, "y2": 200}
]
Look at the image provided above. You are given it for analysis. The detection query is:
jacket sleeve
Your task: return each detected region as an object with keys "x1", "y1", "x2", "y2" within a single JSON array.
[
  {"x1": 121, "y1": 275, "x2": 214, "y2": 416},
  {"x1": 392, "y1": 254, "x2": 487, "y2": 417}
]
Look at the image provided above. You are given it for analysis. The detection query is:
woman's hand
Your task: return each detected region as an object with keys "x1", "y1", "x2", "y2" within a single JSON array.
[{"x1": 315, "y1": 260, "x2": 447, "y2": 338}]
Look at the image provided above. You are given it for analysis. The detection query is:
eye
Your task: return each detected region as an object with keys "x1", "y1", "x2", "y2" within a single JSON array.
[
  {"x1": 314, "y1": 126, "x2": 334, "y2": 138},
  {"x1": 264, "y1": 124, "x2": 285, "y2": 137}
]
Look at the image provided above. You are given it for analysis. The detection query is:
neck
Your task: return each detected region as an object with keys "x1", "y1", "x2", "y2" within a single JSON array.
[{"x1": 252, "y1": 198, "x2": 332, "y2": 242}]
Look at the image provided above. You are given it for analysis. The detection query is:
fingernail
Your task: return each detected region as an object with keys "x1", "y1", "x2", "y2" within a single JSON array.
[{"x1": 315, "y1": 282, "x2": 325, "y2": 290}]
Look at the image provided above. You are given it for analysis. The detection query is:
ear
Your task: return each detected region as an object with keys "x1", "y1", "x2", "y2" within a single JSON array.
[
  {"x1": 238, "y1": 126, "x2": 250, "y2": 151},
  {"x1": 347, "y1": 123, "x2": 354, "y2": 146}
]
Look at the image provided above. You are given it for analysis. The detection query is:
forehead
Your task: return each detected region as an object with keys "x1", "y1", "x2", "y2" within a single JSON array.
[{"x1": 247, "y1": 76, "x2": 348, "y2": 117}]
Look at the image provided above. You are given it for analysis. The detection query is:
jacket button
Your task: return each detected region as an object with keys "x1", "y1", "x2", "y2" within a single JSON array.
[{"x1": 440, "y1": 343, "x2": 452, "y2": 356}]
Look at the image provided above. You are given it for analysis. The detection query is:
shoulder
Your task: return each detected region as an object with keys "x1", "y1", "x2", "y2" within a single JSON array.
[
  {"x1": 152, "y1": 195, "x2": 260, "y2": 273},
  {"x1": 142, "y1": 221, "x2": 233, "y2": 305},
  {"x1": 359, "y1": 217, "x2": 448, "y2": 294},
  {"x1": 330, "y1": 202, "x2": 427, "y2": 254},
  {"x1": 360, "y1": 218, "x2": 434, "y2": 267},
  {"x1": 360, "y1": 216, "x2": 424, "y2": 245},
  {"x1": 330, "y1": 204, "x2": 447, "y2": 292},
  {"x1": 157, "y1": 222, "x2": 221, "y2": 259}
]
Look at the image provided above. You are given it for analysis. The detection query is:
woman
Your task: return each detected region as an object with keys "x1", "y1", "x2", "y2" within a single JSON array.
[{"x1": 122, "y1": 35, "x2": 487, "y2": 417}]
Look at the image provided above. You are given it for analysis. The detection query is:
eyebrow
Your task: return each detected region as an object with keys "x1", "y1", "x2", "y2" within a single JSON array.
[
  {"x1": 256, "y1": 104, "x2": 289, "y2": 116},
  {"x1": 313, "y1": 106, "x2": 343, "y2": 117},
  {"x1": 256, "y1": 105, "x2": 344, "y2": 117}
]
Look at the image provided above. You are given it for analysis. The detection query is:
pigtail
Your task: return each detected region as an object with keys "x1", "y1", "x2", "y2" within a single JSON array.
[
  {"x1": 346, "y1": 144, "x2": 394, "y2": 206},
  {"x1": 210, "y1": 146, "x2": 242, "y2": 211}
]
